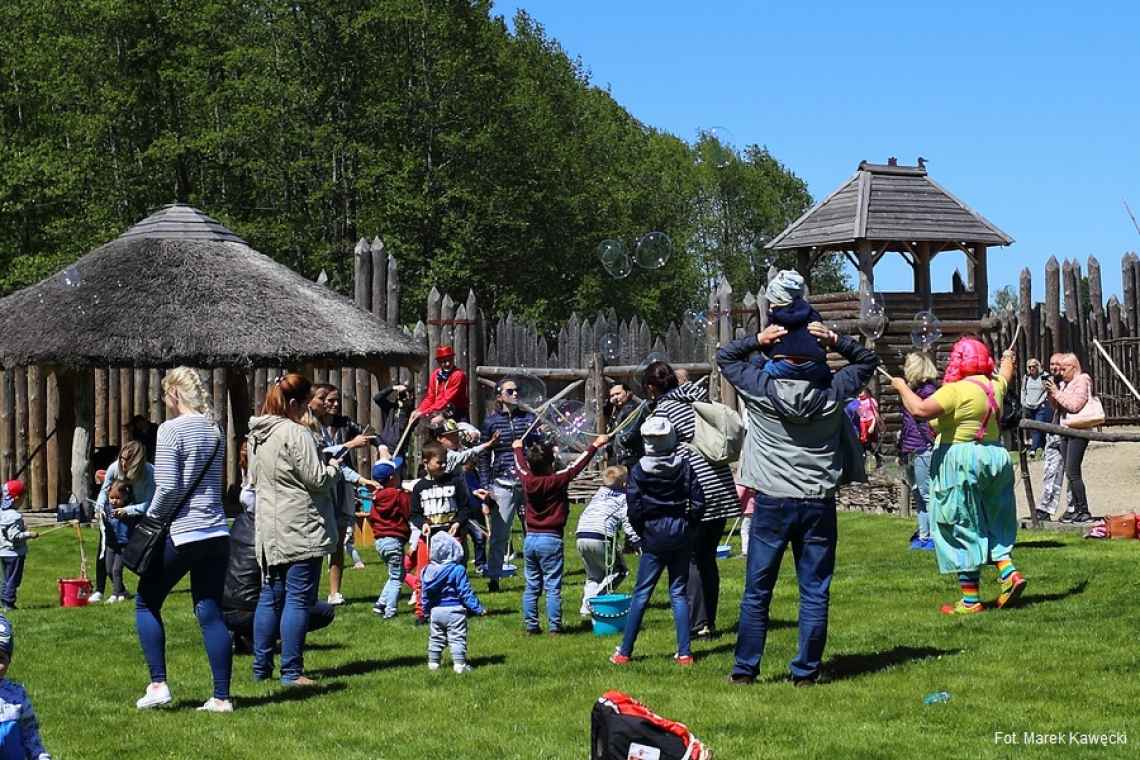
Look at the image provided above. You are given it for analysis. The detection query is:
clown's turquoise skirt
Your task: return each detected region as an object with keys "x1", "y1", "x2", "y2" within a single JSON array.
[{"x1": 928, "y1": 442, "x2": 1017, "y2": 574}]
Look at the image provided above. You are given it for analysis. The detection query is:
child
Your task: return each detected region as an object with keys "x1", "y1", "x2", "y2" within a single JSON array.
[
  {"x1": 368, "y1": 454, "x2": 410, "y2": 619},
  {"x1": 422, "y1": 533, "x2": 486, "y2": 673},
  {"x1": 575, "y1": 466, "x2": 639, "y2": 617},
  {"x1": 856, "y1": 388, "x2": 882, "y2": 469},
  {"x1": 410, "y1": 443, "x2": 474, "y2": 622},
  {"x1": 0, "y1": 615, "x2": 51, "y2": 759},
  {"x1": 0, "y1": 483, "x2": 37, "y2": 611},
  {"x1": 102, "y1": 481, "x2": 136, "y2": 604},
  {"x1": 610, "y1": 418, "x2": 704, "y2": 666},
  {"x1": 512, "y1": 433, "x2": 607, "y2": 634}
]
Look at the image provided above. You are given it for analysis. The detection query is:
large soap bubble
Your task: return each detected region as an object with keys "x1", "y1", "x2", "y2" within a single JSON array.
[
  {"x1": 514, "y1": 371, "x2": 548, "y2": 410},
  {"x1": 598, "y1": 333, "x2": 620, "y2": 363},
  {"x1": 545, "y1": 399, "x2": 594, "y2": 453},
  {"x1": 910, "y1": 310, "x2": 942, "y2": 351},
  {"x1": 859, "y1": 295, "x2": 887, "y2": 341},
  {"x1": 633, "y1": 231, "x2": 673, "y2": 269},
  {"x1": 597, "y1": 239, "x2": 632, "y2": 279}
]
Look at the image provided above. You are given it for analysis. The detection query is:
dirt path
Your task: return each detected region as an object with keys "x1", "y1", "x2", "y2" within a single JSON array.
[{"x1": 1012, "y1": 428, "x2": 1140, "y2": 519}]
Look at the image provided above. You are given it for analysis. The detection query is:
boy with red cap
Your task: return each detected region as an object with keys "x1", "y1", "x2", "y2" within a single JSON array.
[
  {"x1": 412, "y1": 346, "x2": 468, "y2": 423},
  {"x1": 0, "y1": 483, "x2": 38, "y2": 611}
]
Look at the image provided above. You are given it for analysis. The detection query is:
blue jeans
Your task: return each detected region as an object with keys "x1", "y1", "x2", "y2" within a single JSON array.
[
  {"x1": 522, "y1": 534, "x2": 564, "y2": 632},
  {"x1": 135, "y1": 536, "x2": 232, "y2": 699},
  {"x1": 489, "y1": 483, "x2": 521, "y2": 579},
  {"x1": 1, "y1": 556, "x2": 25, "y2": 607},
  {"x1": 732, "y1": 493, "x2": 837, "y2": 681},
  {"x1": 908, "y1": 448, "x2": 933, "y2": 539},
  {"x1": 1027, "y1": 403, "x2": 1052, "y2": 452},
  {"x1": 467, "y1": 520, "x2": 488, "y2": 573},
  {"x1": 374, "y1": 537, "x2": 404, "y2": 615},
  {"x1": 619, "y1": 547, "x2": 691, "y2": 658},
  {"x1": 253, "y1": 556, "x2": 322, "y2": 683}
]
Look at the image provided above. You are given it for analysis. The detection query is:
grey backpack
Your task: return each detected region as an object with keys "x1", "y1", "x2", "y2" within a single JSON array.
[{"x1": 690, "y1": 400, "x2": 745, "y2": 465}]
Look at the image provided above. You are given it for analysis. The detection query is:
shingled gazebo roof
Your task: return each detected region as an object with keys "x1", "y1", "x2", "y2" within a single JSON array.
[
  {"x1": 767, "y1": 161, "x2": 1014, "y2": 250},
  {"x1": 0, "y1": 204, "x2": 425, "y2": 369}
]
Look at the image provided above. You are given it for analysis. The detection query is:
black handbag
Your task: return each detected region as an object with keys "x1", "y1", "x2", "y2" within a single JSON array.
[{"x1": 123, "y1": 436, "x2": 221, "y2": 576}]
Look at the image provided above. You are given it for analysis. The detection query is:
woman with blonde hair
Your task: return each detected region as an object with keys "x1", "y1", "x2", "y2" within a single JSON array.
[
  {"x1": 891, "y1": 338, "x2": 1025, "y2": 615},
  {"x1": 134, "y1": 367, "x2": 230, "y2": 712},
  {"x1": 899, "y1": 352, "x2": 939, "y2": 551},
  {"x1": 1044, "y1": 353, "x2": 1095, "y2": 523}
]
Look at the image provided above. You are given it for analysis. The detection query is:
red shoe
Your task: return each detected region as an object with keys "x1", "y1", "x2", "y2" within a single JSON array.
[
  {"x1": 997, "y1": 573, "x2": 1027, "y2": 609},
  {"x1": 674, "y1": 654, "x2": 694, "y2": 667},
  {"x1": 609, "y1": 650, "x2": 630, "y2": 666},
  {"x1": 940, "y1": 600, "x2": 985, "y2": 616}
]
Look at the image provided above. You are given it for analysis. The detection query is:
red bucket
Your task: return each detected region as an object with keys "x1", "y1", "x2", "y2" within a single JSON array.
[{"x1": 58, "y1": 578, "x2": 92, "y2": 607}]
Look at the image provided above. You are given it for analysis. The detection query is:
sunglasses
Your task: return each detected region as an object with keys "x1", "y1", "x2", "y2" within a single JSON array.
[{"x1": 502, "y1": 388, "x2": 519, "y2": 396}]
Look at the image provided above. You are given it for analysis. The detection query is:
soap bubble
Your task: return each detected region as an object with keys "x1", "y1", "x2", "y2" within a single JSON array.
[
  {"x1": 699, "y1": 126, "x2": 737, "y2": 168},
  {"x1": 910, "y1": 310, "x2": 942, "y2": 351},
  {"x1": 686, "y1": 308, "x2": 713, "y2": 333},
  {"x1": 633, "y1": 351, "x2": 671, "y2": 395},
  {"x1": 316, "y1": 269, "x2": 329, "y2": 286},
  {"x1": 63, "y1": 265, "x2": 81, "y2": 288},
  {"x1": 859, "y1": 295, "x2": 886, "y2": 341},
  {"x1": 513, "y1": 371, "x2": 548, "y2": 411},
  {"x1": 597, "y1": 239, "x2": 632, "y2": 279},
  {"x1": 633, "y1": 231, "x2": 672, "y2": 269},
  {"x1": 545, "y1": 399, "x2": 593, "y2": 453},
  {"x1": 599, "y1": 333, "x2": 620, "y2": 363}
]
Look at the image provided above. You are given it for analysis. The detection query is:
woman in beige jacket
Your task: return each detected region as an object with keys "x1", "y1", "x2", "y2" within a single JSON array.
[{"x1": 249, "y1": 373, "x2": 338, "y2": 686}]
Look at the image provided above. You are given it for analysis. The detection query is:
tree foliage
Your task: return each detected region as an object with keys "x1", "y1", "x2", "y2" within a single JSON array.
[{"x1": 0, "y1": 1, "x2": 843, "y2": 333}]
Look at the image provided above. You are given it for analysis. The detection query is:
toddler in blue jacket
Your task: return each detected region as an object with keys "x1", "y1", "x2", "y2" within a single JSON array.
[
  {"x1": 422, "y1": 533, "x2": 486, "y2": 673},
  {"x1": 0, "y1": 615, "x2": 51, "y2": 759}
]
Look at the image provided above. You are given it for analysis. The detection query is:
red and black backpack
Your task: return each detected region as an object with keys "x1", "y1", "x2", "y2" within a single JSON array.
[{"x1": 590, "y1": 690, "x2": 712, "y2": 760}]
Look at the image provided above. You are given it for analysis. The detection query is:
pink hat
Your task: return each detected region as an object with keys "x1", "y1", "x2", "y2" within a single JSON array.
[{"x1": 943, "y1": 338, "x2": 994, "y2": 383}]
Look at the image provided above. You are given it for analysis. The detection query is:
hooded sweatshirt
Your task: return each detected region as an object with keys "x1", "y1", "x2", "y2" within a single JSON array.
[
  {"x1": 421, "y1": 533, "x2": 484, "y2": 616},
  {"x1": 514, "y1": 444, "x2": 600, "y2": 537},
  {"x1": 717, "y1": 333, "x2": 879, "y2": 500},
  {"x1": 248, "y1": 414, "x2": 337, "y2": 568},
  {"x1": 626, "y1": 451, "x2": 704, "y2": 554},
  {"x1": 369, "y1": 487, "x2": 412, "y2": 542},
  {"x1": 0, "y1": 489, "x2": 33, "y2": 559}
]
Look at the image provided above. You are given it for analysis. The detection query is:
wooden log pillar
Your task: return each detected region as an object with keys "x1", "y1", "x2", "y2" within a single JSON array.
[
  {"x1": 1088, "y1": 256, "x2": 1106, "y2": 342},
  {"x1": 211, "y1": 369, "x2": 228, "y2": 489},
  {"x1": 133, "y1": 368, "x2": 148, "y2": 418},
  {"x1": 915, "y1": 242, "x2": 933, "y2": 310},
  {"x1": 107, "y1": 367, "x2": 120, "y2": 446},
  {"x1": 1018, "y1": 268, "x2": 1033, "y2": 362},
  {"x1": 369, "y1": 238, "x2": 388, "y2": 440},
  {"x1": 119, "y1": 368, "x2": 132, "y2": 440},
  {"x1": 425, "y1": 288, "x2": 441, "y2": 409},
  {"x1": 466, "y1": 291, "x2": 482, "y2": 425},
  {"x1": 704, "y1": 290, "x2": 720, "y2": 404},
  {"x1": 353, "y1": 238, "x2": 373, "y2": 474},
  {"x1": 716, "y1": 277, "x2": 736, "y2": 409},
  {"x1": 1123, "y1": 254, "x2": 1137, "y2": 336},
  {"x1": 46, "y1": 372, "x2": 59, "y2": 506},
  {"x1": 586, "y1": 353, "x2": 605, "y2": 434},
  {"x1": 149, "y1": 369, "x2": 163, "y2": 423},
  {"x1": 856, "y1": 239, "x2": 874, "y2": 309},
  {"x1": 14, "y1": 369, "x2": 27, "y2": 479},
  {"x1": 796, "y1": 248, "x2": 812, "y2": 292},
  {"x1": 1044, "y1": 256, "x2": 1062, "y2": 356},
  {"x1": 58, "y1": 369, "x2": 93, "y2": 508},
  {"x1": 1108, "y1": 297, "x2": 1123, "y2": 340},
  {"x1": 27, "y1": 366, "x2": 45, "y2": 509},
  {"x1": 0, "y1": 370, "x2": 12, "y2": 482},
  {"x1": 93, "y1": 369, "x2": 107, "y2": 448},
  {"x1": 971, "y1": 244, "x2": 988, "y2": 316}
]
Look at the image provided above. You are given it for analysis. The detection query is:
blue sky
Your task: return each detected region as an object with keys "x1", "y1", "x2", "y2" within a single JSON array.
[{"x1": 494, "y1": 0, "x2": 1140, "y2": 305}]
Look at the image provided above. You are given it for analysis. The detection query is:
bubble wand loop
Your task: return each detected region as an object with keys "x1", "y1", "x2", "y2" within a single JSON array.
[
  {"x1": 1006, "y1": 323, "x2": 1022, "y2": 355},
  {"x1": 393, "y1": 415, "x2": 417, "y2": 458}
]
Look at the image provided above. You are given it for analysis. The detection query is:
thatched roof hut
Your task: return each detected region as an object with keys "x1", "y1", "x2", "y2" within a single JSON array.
[
  {"x1": 0, "y1": 204, "x2": 424, "y2": 369},
  {"x1": 0, "y1": 204, "x2": 425, "y2": 506}
]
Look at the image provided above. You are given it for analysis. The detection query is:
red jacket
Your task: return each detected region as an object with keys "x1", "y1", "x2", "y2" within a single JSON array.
[
  {"x1": 417, "y1": 368, "x2": 469, "y2": 418},
  {"x1": 368, "y1": 487, "x2": 412, "y2": 541},
  {"x1": 514, "y1": 444, "x2": 599, "y2": 537}
]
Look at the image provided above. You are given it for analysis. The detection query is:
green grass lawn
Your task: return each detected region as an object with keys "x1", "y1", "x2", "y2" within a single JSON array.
[{"x1": 11, "y1": 511, "x2": 1140, "y2": 759}]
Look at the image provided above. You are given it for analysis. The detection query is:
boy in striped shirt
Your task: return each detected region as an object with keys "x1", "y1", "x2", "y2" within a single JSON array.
[{"x1": 575, "y1": 467, "x2": 639, "y2": 616}]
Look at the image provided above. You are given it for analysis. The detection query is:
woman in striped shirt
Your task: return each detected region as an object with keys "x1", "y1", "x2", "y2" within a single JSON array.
[
  {"x1": 644, "y1": 362, "x2": 740, "y2": 639},
  {"x1": 134, "y1": 367, "x2": 231, "y2": 713}
]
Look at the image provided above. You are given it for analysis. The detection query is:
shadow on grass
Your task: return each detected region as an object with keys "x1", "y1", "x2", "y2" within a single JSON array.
[
  {"x1": 466, "y1": 654, "x2": 506, "y2": 668},
  {"x1": 801, "y1": 645, "x2": 962, "y2": 683},
  {"x1": 309, "y1": 656, "x2": 424, "y2": 679},
  {"x1": 1014, "y1": 580, "x2": 1088, "y2": 609},
  {"x1": 306, "y1": 642, "x2": 347, "y2": 651},
  {"x1": 172, "y1": 681, "x2": 348, "y2": 709},
  {"x1": 1016, "y1": 540, "x2": 1067, "y2": 550}
]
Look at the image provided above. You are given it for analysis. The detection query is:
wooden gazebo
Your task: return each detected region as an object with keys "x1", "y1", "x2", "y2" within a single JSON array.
[
  {"x1": 0, "y1": 205, "x2": 426, "y2": 507},
  {"x1": 767, "y1": 158, "x2": 1013, "y2": 316}
]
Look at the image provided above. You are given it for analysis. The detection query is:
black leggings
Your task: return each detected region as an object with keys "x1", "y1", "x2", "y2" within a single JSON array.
[{"x1": 1062, "y1": 437, "x2": 1089, "y2": 512}]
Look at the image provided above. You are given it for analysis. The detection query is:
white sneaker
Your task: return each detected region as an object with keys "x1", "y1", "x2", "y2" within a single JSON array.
[
  {"x1": 87, "y1": 591, "x2": 104, "y2": 604},
  {"x1": 353, "y1": 562, "x2": 366, "y2": 570},
  {"x1": 327, "y1": 593, "x2": 345, "y2": 606},
  {"x1": 136, "y1": 682, "x2": 172, "y2": 710},
  {"x1": 106, "y1": 594, "x2": 124, "y2": 604},
  {"x1": 196, "y1": 698, "x2": 233, "y2": 713},
  {"x1": 453, "y1": 663, "x2": 473, "y2": 674},
  {"x1": 428, "y1": 662, "x2": 440, "y2": 671}
]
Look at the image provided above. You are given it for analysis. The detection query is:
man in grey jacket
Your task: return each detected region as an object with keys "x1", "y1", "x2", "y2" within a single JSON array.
[{"x1": 717, "y1": 270, "x2": 879, "y2": 686}]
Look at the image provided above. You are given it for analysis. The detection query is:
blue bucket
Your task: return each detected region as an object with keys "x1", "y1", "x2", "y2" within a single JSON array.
[
  {"x1": 588, "y1": 593, "x2": 632, "y2": 637},
  {"x1": 355, "y1": 486, "x2": 374, "y2": 514},
  {"x1": 716, "y1": 543, "x2": 732, "y2": 560}
]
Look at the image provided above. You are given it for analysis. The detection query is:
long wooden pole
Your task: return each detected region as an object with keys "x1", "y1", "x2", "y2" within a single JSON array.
[
  {"x1": 521, "y1": 379, "x2": 588, "y2": 438},
  {"x1": 1092, "y1": 339, "x2": 1140, "y2": 403},
  {"x1": 1019, "y1": 419, "x2": 1140, "y2": 442}
]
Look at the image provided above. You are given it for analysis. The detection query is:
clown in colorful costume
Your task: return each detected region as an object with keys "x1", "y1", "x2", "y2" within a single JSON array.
[
  {"x1": 891, "y1": 337, "x2": 1027, "y2": 615},
  {"x1": 414, "y1": 345, "x2": 468, "y2": 422}
]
